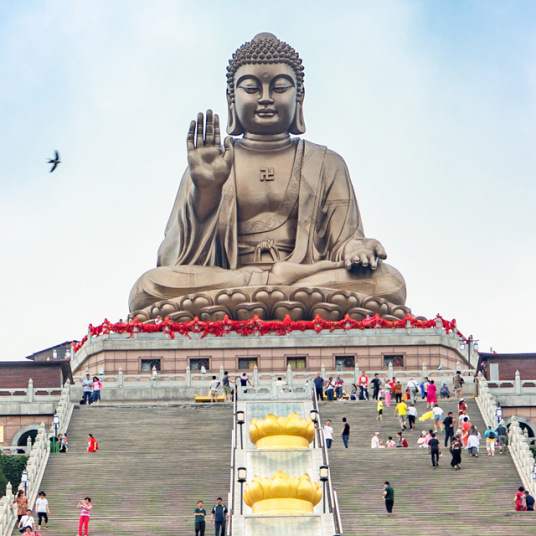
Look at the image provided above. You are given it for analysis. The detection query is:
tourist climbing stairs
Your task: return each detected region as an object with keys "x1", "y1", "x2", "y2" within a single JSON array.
[
  {"x1": 14, "y1": 403, "x2": 233, "y2": 535},
  {"x1": 321, "y1": 396, "x2": 536, "y2": 535}
]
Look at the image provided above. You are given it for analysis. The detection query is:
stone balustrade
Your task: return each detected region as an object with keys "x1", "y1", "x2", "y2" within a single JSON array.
[
  {"x1": 476, "y1": 376, "x2": 536, "y2": 497},
  {"x1": 73, "y1": 363, "x2": 474, "y2": 389},
  {"x1": 0, "y1": 482, "x2": 14, "y2": 536},
  {"x1": 0, "y1": 381, "x2": 74, "y2": 536},
  {"x1": 0, "y1": 379, "x2": 62, "y2": 403}
]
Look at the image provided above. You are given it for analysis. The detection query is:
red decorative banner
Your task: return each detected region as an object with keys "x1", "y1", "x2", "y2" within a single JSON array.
[{"x1": 72, "y1": 314, "x2": 464, "y2": 354}]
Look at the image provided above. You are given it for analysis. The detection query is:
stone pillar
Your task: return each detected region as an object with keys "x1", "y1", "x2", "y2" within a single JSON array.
[
  {"x1": 321, "y1": 364, "x2": 326, "y2": 378},
  {"x1": 26, "y1": 436, "x2": 32, "y2": 454},
  {"x1": 185, "y1": 366, "x2": 191, "y2": 387},
  {"x1": 219, "y1": 366, "x2": 225, "y2": 382},
  {"x1": 253, "y1": 366, "x2": 259, "y2": 387},
  {"x1": 118, "y1": 368, "x2": 124, "y2": 388},
  {"x1": 27, "y1": 379, "x2": 34, "y2": 403},
  {"x1": 422, "y1": 363, "x2": 427, "y2": 381},
  {"x1": 388, "y1": 362, "x2": 394, "y2": 380},
  {"x1": 354, "y1": 363, "x2": 360, "y2": 384},
  {"x1": 151, "y1": 366, "x2": 158, "y2": 388},
  {"x1": 515, "y1": 370, "x2": 521, "y2": 395},
  {"x1": 271, "y1": 376, "x2": 277, "y2": 398},
  {"x1": 287, "y1": 364, "x2": 292, "y2": 388},
  {"x1": 456, "y1": 361, "x2": 461, "y2": 372}
]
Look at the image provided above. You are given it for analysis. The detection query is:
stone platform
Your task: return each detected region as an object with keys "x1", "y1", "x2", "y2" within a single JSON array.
[{"x1": 70, "y1": 324, "x2": 475, "y2": 377}]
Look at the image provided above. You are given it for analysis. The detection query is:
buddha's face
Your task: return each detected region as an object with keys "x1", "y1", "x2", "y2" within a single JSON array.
[{"x1": 234, "y1": 63, "x2": 298, "y2": 135}]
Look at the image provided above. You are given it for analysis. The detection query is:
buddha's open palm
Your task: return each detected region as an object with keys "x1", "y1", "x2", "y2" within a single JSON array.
[
  {"x1": 187, "y1": 110, "x2": 233, "y2": 190},
  {"x1": 342, "y1": 238, "x2": 387, "y2": 270}
]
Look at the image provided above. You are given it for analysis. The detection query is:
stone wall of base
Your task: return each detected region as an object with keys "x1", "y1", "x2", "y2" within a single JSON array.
[{"x1": 75, "y1": 331, "x2": 469, "y2": 377}]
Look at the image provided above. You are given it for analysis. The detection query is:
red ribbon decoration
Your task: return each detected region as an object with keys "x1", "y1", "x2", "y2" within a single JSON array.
[{"x1": 72, "y1": 314, "x2": 464, "y2": 354}]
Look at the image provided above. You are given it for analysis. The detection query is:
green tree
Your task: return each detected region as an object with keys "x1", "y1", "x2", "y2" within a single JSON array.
[{"x1": 0, "y1": 454, "x2": 28, "y2": 496}]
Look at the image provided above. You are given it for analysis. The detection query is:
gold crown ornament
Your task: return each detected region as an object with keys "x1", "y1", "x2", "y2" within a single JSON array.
[
  {"x1": 244, "y1": 471, "x2": 322, "y2": 514},
  {"x1": 249, "y1": 413, "x2": 315, "y2": 449}
]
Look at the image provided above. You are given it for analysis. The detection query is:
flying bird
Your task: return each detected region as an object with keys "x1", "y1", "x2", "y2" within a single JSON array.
[{"x1": 47, "y1": 151, "x2": 61, "y2": 172}]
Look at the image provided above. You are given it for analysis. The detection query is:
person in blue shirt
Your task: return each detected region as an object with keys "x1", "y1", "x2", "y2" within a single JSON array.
[
  {"x1": 194, "y1": 500, "x2": 206, "y2": 536},
  {"x1": 82, "y1": 374, "x2": 93, "y2": 405},
  {"x1": 211, "y1": 498, "x2": 229, "y2": 536},
  {"x1": 313, "y1": 373, "x2": 325, "y2": 401},
  {"x1": 484, "y1": 426, "x2": 497, "y2": 456}
]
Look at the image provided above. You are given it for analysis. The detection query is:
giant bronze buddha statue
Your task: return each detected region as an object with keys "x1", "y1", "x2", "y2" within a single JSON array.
[{"x1": 129, "y1": 33, "x2": 411, "y2": 323}]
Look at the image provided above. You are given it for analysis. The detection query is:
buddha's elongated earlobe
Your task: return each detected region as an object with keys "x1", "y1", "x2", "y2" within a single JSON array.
[
  {"x1": 227, "y1": 93, "x2": 244, "y2": 136},
  {"x1": 289, "y1": 92, "x2": 306, "y2": 135}
]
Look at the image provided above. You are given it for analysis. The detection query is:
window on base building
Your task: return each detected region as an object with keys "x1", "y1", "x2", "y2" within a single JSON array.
[
  {"x1": 384, "y1": 355, "x2": 404, "y2": 368},
  {"x1": 141, "y1": 359, "x2": 161, "y2": 372},
  {"x1": 190, "y1": 358, "x2": 210, "y2": 371},
  {"x1": 335, "y1": 356, "x2": 355, "y2": 370},
  {"x1": 287, "y1": 356, "x2": 306, "y2": 369},
  {"x1": 238, "y1": 357, "x2": 258, "y2": 370}
]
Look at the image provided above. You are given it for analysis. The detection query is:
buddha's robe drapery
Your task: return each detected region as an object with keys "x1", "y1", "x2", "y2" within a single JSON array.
[
  {"x1": 129, "y1": 140, "x2": 406, "y2": 312},
  {"x1": 158, "y1": 140, "x2": 363, "y2": 268}
]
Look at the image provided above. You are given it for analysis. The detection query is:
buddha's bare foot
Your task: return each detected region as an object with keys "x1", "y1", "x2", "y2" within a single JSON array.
[{"x1": 267, "y1": 260, "x2": 345, "y2": 286}]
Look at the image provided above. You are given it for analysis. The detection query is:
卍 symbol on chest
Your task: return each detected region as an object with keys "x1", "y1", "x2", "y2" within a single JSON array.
[{"x1": 260, "y1": 168, "x2": 275, "y2": 181}]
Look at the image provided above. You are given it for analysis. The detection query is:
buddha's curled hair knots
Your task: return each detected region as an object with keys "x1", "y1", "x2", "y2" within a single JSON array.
[{"x1": 227, "y1": 33, "x2": 304, "y2": 102}]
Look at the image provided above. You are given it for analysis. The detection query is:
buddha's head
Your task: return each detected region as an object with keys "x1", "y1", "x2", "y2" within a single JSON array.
[{"x1": 226, "y1": 32, "x2": 305, "y2": 136}]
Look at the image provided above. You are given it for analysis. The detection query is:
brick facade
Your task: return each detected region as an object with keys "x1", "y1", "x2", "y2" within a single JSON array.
[
  {"x1": 478, "y1": 353, "x2": 536, "y2": 381},
  {"x1": 0, "y1": 361, "x2": 73, "y2": 390}
]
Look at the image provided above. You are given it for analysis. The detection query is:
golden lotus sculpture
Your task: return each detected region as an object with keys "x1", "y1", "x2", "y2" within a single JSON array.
[
  {"x1": 249, "y1": 413, "x2": 315, "y2": 449},
  {"x1": 244, "y1": 471, "x2": 322, "y2": 515}
]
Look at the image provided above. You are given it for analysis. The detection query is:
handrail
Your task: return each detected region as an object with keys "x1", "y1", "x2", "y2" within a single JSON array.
[
  {"x1": 313, "y1": 389, "x2": 343, "y2": 534},
  {"x1": 476, "y1": 376, "x2": 536, "y2": 497},
  {"x1": 227, "y1": 387, "x2": 239, "y2": 536}
]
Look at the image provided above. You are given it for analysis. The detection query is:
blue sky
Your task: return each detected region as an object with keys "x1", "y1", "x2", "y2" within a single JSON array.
[{"x1": 1, "y1": 1, "x2": 535, "y2": 360}]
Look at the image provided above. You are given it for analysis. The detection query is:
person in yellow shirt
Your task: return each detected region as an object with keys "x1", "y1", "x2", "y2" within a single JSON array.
[
  {"x1": 377, "y1": 398, "x2": 384, "y2": 421},
  {"x1": 395, "y1": 400, "x2": 408, "y2": 430}
]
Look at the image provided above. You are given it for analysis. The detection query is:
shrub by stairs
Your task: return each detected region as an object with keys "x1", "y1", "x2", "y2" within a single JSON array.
[
  {"x1": 16, "y1": 404, "x2": 233, "y2": 535},
  {"x1": 320, "y1": 396, "x2": 536, "y2": 535}
]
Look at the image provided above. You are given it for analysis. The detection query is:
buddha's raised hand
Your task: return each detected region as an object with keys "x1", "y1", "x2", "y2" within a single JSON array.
[
  {"x1": 187, "y1": 110, "x2": 233, "y2": 190},
  {"x1": 342, "y1": 238, "x2": 387, "y2": 270}
]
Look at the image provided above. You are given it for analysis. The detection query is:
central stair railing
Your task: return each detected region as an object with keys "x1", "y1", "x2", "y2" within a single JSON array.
[{"x1": 312, "y1": 390, "x2": 343, "y2": 534}]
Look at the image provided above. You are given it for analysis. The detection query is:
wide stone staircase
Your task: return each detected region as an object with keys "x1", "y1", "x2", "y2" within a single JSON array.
[
  {"x1": 18, "y1": 404, "x2": 233, "y2": 535},
  {"x1": 321, "y1": 396, "x2": 536, "y2": 535}
]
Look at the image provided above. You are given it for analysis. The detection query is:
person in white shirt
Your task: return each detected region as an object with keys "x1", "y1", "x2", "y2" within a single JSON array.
[
  {"x1": 18, "y1": 509, "x2": 35, "y2": 533},
  {"x1": 318, "y1": 419, "x2": 334, "y2": 449},
  {"x1": 35, "y1": 491, "x2": 50, "y2": 530},
  {"x1": 407, "y1": 404, "x2": 418, "y2": 430},
  {"x1": 432, "y1": 404, "x2": 444, "y2": 433},
  {"x1": 371, "y1": 432, "x2": 380, "y2": 448},
  {"x1": 417, "y1": 431, "x2": 427, "y2": 448},
  {"x1": 406, "y1": 378, "x2": 419, "y2": 403},
  {"x1": 209, "y1": 376, "x2": 220, "y2": 403}
]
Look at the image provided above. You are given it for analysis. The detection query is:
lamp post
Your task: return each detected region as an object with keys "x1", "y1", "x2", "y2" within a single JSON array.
[
  {"x1": 310, "y1": 410, "x2": 319, "y2": 448},
  {"x1": 459, "y1": 335, "x2": 479, "y2": 370},
  {"x1": 236, "y1": 410, "x2": 245, "y2": 450},
  {"x1": 21, "y1": 469, "x2": 28, "y2": 497},
  {"x1": 237, "y1": 467, "x2": 247, "y2": 515},
  {"x1": 53, "y1": 412, "x2": 60, "y2": 453},
  {"x1": 319, "y1": 465, "x2": 329, "y2": 513}
]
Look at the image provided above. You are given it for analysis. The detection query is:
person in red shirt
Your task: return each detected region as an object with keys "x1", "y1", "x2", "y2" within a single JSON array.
[
  {"x1": 358, "y1": 372, "x2": 369, "y2": 400},
  {"x1": 87, "y1": 434, "x2": 98, "y2": 453}
]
